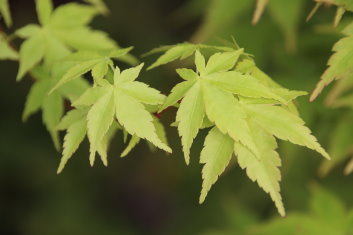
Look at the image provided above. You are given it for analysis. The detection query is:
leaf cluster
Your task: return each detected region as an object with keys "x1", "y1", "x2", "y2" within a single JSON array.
[{"x1": 147, "y1": 43, "x2": 329, "y2": 216}]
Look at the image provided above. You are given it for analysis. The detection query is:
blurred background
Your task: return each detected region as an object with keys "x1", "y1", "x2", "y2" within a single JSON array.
[{"x1": 1, "y1": 0, "x2": 353, "y2": 234}]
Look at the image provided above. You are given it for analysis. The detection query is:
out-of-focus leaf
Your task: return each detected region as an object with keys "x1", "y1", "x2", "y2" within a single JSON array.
[
  {"x1": 268, "y1": 0, "x2": 305, "y2": 52},
  {"x1": 0, "y1": 36, "x2": 18, "y2": 60},
  {"x1": 252, "y1": 0, "x2": 269, "y2": 25},
  {"x1": 319, "y1": 114, "x2": 353, "y2": 176},
  {"x1": 0, "y1": 0, "x2": 12, "y2": 27},
  {"x1": 311, "y1": 22, "x2": 353, "y2": 101}
]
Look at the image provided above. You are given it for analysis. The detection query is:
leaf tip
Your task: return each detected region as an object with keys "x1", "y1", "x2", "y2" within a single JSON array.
[{"x1": 89, "y1": 152, "x2": 96, "y2": 167}]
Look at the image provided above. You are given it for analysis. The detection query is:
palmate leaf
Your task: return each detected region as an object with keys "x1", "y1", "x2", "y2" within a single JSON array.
[
  {"x1": 161, "y1": 49, "x2": 302, "y2": 164},
  {"x1": 155, "y1": 45, "x2": 328, "y2": 215},
  {"x1": 311, "y1": 22, "x2": 353, "y2": 101},
  {"x1": 16, "y1": 0, "x2": 136, "y2": 80},
  {"x1": 64, "y1": 64, "x2": 171, "y2": 167}
]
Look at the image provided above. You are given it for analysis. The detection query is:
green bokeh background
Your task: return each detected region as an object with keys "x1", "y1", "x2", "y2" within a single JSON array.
[{"x1": 1, "y1": 0, "x2": 353, "y2": 234}]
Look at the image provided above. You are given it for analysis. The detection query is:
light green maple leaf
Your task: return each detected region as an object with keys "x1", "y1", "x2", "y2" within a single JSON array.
[
  {"x1": 16, "y1": 0, "x2": 136, "y2": 81},
  {"x1": 161, "y1": 50, "x2": 294, "y2": 163},
  {"x1": 157, "y1": 45, "x2": 328, "y2": 216},
  {"x1": 78, "y1": 64, "x2": 171, "y2": 165}
]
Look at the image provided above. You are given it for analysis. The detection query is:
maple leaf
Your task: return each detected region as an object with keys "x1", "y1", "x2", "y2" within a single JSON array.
[
  {"x1": 16, "y1": 0, "x2": 136, "y2": 81},
  {"x1": 154, "y1": 45, "x2": 328, "y2": 215},
  {"x1": 69, "y1": 64, "x2": 171, "y2": 166}
]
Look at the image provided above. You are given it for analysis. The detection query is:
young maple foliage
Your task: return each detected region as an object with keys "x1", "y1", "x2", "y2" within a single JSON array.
[
  {"x1": 148, "y1": 43, "x2": 330, "y2": 216},
  {"x1": 55, "y1": 63, "x2": 171, "y2": 173},
  {"x1": 16, "y1": 0, "x2": 135, "y2": 149},
  {"x1": 1, "y1": 0, "x2": 338, "y2": 217}
]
